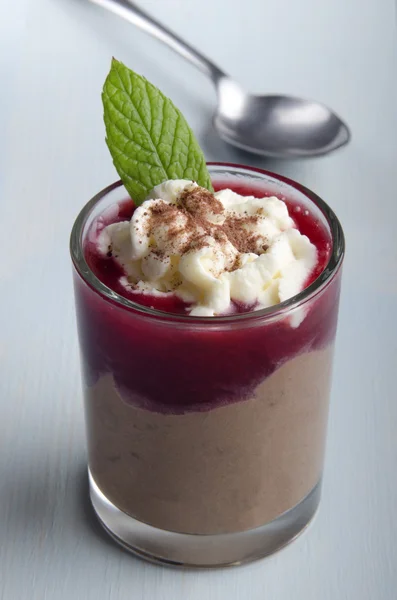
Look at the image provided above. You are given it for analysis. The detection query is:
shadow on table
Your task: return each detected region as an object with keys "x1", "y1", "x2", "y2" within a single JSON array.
[
  {"x1": 0, "y1": 459, "x2": 116, "y2": 552},
  {"x1": 0, "y1": 458, "x2": 169, "y2": 571}
]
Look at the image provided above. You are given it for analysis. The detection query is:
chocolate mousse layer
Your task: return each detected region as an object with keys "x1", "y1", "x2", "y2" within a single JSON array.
[{"x1": 85, "y1": 347, "x2": 333, "y2": 535}]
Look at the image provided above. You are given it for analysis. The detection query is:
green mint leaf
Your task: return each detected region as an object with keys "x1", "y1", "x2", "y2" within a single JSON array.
[{"x1": 102, "y1": 58, "x2": 213, "y2": 205}]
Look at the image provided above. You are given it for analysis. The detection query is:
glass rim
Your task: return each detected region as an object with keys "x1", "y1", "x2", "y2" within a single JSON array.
[{"x1": 70, "y1": 162, "x2": 345, "y2": 326}]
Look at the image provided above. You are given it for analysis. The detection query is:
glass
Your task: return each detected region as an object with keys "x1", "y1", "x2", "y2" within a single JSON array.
[{"x1": 70, "y1": 164, "x2": 344, "y2": 567}]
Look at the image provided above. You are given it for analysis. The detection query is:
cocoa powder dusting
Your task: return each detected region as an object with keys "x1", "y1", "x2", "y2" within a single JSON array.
[
  {"x1": 180, "y1": 187, "x2": 223, "y2": 218},
  {"x1": 145, "y1": 186, "x2": 269, "y2": 262},
  {"x1": 222, "y1": 215, "x2": 265, "y2": 255}
]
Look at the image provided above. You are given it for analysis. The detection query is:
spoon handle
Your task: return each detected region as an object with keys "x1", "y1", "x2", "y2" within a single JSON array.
[{"x1": 89, "y1": 0, "x2": 225, "y2": 82}]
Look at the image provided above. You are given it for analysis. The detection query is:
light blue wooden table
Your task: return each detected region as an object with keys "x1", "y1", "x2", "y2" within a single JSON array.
[{"x1": 0, "y1": 0, "x2": 396, "y2": 597}]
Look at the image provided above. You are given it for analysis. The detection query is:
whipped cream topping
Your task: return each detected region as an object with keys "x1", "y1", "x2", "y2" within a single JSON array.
[{"x1": 98, "y1": 180, "x2": 317, "y2": 317}]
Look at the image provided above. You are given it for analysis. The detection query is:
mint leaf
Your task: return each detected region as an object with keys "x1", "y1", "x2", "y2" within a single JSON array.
[{"x1": 102, "y1": 59, "x2": 213, "y2": 205}]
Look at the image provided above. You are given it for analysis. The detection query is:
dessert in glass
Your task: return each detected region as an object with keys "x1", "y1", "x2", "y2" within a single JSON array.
[
  {"x1": 70, "y1": 61, "x2": 344, "y2": 567},
  {"x1": 71, "y1": 164, "x2": 344, "y2": 566}
]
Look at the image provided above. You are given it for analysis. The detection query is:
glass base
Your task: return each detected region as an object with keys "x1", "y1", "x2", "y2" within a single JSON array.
[{"x1": 89, "y1": 470, "x2": 321, "y2": 568}]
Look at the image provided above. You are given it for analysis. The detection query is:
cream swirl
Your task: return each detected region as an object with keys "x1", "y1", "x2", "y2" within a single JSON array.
[{"x1": 98, "y1": 180, "x2": 317, "y2": 318}]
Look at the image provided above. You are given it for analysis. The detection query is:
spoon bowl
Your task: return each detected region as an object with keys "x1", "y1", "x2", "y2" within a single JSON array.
[
  {"x1": 89, "y1": 0, "x2": 351, "y2": 158},
  {"x1": 214, "y1": 78, "x2": 350, "y2": 157}
]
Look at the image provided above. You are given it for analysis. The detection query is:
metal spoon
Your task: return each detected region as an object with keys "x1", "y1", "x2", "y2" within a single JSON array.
[{"x1": 88, "y1": 0, "x2": 351, "y2": 158}]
